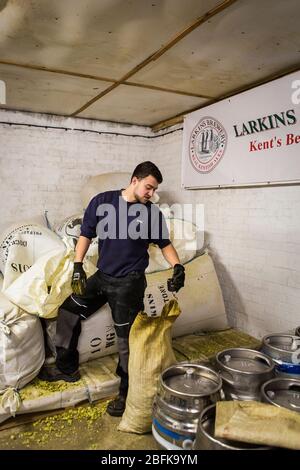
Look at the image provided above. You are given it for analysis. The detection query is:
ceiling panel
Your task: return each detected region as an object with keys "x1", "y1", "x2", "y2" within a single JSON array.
[
  {"x1": 131, "y1": 0, "x2": 300, "y2": 97},
  {"x1": 0, "y1": 0, "x2": 221, "y2": 79},
  {"x1": 0, "y1": 63, "x2": 111, "y2": 115},
  {"x1": 0, "y1": 0, "x2": 299, "y2": 127},
  {"x1": 78, "y1": 85, "x2": 209, "y2": 126}
]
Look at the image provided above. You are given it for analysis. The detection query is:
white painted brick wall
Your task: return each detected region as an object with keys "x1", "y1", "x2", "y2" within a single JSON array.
[
  {"x1": 1, "y1": 109, "x2": 299, "y2": 339},
  {"x1": 0, "y1": 110, "x2": 154, "y2": 231}
]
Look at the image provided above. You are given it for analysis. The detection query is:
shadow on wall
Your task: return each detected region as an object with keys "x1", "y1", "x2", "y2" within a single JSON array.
[
  {"x1": 0, "y1": 1, "x2": 8, "y2": 13},
  {"x1": 204, "y1": 231, "x2": 246, "y2": 330}
]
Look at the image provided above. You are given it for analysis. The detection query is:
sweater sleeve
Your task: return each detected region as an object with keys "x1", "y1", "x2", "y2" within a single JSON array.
[{"x1": 80, "y1": 194, "x2": 101, "y2": 239}]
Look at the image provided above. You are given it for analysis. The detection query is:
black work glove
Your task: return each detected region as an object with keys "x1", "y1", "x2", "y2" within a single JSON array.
[
  {"x1": 71, "y1": 262, "x2": 87, "y2": 296},
  {"x1": 167, "y1": 264, "x2": 185, "y2": 293}
]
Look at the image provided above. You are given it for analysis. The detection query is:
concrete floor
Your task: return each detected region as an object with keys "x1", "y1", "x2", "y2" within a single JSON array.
[{"x1": 0, "y1": 399, "x2": 160, "y2": 450}]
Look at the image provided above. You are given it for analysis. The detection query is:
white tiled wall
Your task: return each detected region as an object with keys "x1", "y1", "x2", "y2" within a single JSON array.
[{"x1": 1, "y1": 109, "x2": 299, "y2": 339}]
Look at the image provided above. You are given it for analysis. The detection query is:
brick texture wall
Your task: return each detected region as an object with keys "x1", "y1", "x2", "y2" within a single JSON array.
[{"x1": 0, "y1": 110, "x2": 154, "y2": 230}]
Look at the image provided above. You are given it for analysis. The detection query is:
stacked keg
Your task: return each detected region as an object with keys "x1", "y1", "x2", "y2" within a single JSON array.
[
  {"x1": 152, "y1": 363, "x2": 222, "y2": 450},
  {"x1": 261, "y1": 377, "x2": 300, "y2": 412},
  {"x1": 215, "y1": 348, "x2": 275, "y2": 400},
  {"x1": 260, "y1": 332, "x2": 300, "y2": 414},
  {"x1": 152, "y1": 341, "x2": 300, "y2": 450},
  {"x1": 261, "y1": 334, "x2": 300, "y2": 378}
]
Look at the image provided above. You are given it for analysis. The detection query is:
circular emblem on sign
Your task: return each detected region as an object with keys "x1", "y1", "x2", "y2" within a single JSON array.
[{"x1": 189, "y1": 116, "x2": 227, "y2": 173}]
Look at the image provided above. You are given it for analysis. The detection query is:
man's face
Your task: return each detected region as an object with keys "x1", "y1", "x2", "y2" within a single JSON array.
[{"x1": 132, "y1": 175, "x2": 158, "y2": 204}]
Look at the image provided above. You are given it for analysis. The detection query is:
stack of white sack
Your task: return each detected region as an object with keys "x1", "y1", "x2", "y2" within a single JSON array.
[
  {"x1": 0, "y1": 222, "x2": 97, "y2": 419},
  {"x1": 0, "y1": 223, "x2": 59, "y2": 419},
  {"x1": 0, "y1": 222, "x2": 66, "y2": 290},
  {"x1": 1, "y1": 223, "x2": 97, "y2": 318},
  {"x1": 0, "y1": 274, "x2": 45, "y2": 418}
]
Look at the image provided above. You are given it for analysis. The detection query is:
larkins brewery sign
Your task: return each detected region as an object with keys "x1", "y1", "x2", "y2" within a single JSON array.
[{"x1": 182, "y1": 71, "x2": 300, "y2": 188}]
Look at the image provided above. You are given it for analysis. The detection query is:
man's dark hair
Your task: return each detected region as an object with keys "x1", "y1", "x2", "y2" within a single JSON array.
[{"x1": 131, "y1": 161, "x2": 163, "y2": 184}]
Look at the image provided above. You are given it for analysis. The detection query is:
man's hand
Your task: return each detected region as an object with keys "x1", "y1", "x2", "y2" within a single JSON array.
[
  {"x1": 167, "y1": 264, "x2": 185, "y2": 292},
  {"x1": 71, "y1": 262, "x2": 87, "y2": 296}
]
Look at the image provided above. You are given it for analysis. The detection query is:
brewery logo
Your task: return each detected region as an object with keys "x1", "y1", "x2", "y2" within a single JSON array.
[{"x1": 189, "y1": 116, "x2": 227, "y2": 173}]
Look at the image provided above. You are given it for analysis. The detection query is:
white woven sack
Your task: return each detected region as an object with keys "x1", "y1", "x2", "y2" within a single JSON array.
[
  {"x1": 54, "y1": 214, "x2": 98, "y2": 266},
  {"x1": 81, "y1": 172, "x2": 159, "y2": 210},
  {"x1": 54, "y1": 214, "x2": 83, "y2": 246},
  {"x1": 145, "y1": 252, "x2": 228, "y2": 336},
  {"x1": 0, "y1": 355, "x2": 120, "y2": 424},
  {"x1": 0, "y1": 290, "x2": 45, "y2": 417},
  {"x1": 0, "y1": 223, "x2": 65, "y2": 290},
  {"x1": 146, "y1": 218, "x2": 197, "y2": 273},
  {"x1": 3, "y1": 240, "x2": 97, "y2": 319},
  {"x1": 46, "y1": 303, "x2": 118, "y2": 364}
]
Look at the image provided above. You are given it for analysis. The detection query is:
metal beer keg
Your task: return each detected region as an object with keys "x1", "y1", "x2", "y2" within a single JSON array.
[
  {"x1": 216, "y1": 348, "x2": 275, "y2": 400},
  {"x1": 152, "y1": 363, "x2": 223, "y2": 450},
  {"x1": 262, "y1": 334, "x2": 300, "y2": 378},
  {"x1": 261, "y1": 377, "x2": 300, "y2": 412}
]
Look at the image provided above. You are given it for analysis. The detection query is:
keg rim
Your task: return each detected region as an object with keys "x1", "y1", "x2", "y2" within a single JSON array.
[
  {"x1": 261, "y1": 377, "x2": 300, "y2": 409},
  {"x1": 160, "y1": 363, "x2": 222, "y2": 398},
  {"x1": 216, "y1": 348, "x2": 275, "y2": 375},
  {"x1": 262, "y1": 334, "x2": 300, "y2": 354}
]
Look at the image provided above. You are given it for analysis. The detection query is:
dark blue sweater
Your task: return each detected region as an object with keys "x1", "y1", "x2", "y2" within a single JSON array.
[{"x1": 81, "y1": 190, "x2": 171, "y2": 277}]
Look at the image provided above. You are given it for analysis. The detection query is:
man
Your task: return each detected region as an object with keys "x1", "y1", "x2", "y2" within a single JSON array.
[{"x1": 39, "y1": 161, "x2": 185, "y2": 417}]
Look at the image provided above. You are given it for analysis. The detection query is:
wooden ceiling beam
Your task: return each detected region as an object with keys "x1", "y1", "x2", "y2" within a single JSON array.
[
  {"x1": 0, "y1": 59, "x2": 115, "y2": 83},
  {"x1": 0, "y1": 59, "x2": 214, "y2": 100},
  {"x1": 123, "y1": 81, "x2": 214, "y2": 99}
]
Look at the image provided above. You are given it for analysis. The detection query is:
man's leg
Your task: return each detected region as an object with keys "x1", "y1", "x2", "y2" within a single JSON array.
[
  {"x1": 39, "y1": 271, "x2": 107, "y2": 382},
  {"x1": 104, "y1": 272, "x2": 147, "y2": 416}
]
